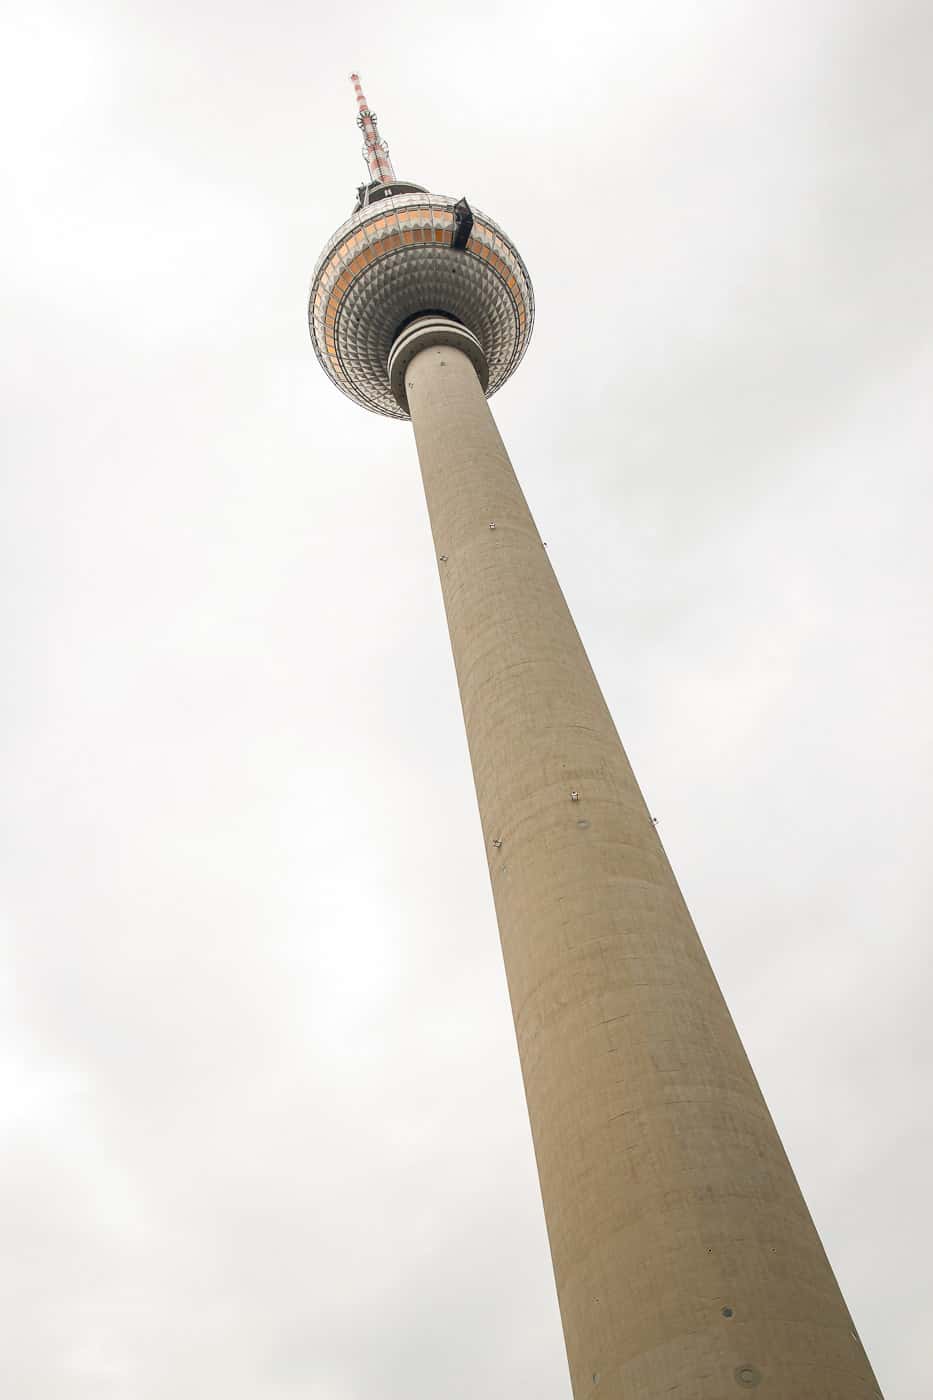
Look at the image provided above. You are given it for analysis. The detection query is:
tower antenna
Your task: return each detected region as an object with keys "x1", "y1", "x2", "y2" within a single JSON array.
[{"x1": 350, "y1": 71, "x2": 396, "y2": 185}]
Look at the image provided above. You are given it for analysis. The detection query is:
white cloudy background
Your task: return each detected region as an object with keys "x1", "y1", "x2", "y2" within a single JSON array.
[{"x1": 2, "y1": 1, "x2": 931, "y2": 1395}]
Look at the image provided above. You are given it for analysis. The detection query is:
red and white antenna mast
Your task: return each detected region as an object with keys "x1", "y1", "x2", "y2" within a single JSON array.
[{"x1": 350, "y1": 72, "x2": 396, "y2": 185}]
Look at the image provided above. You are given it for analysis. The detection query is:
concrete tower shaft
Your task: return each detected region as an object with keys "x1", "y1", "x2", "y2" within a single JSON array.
[{"x1": 396, "y1": 320, "x2": 882, "y2": 1399}]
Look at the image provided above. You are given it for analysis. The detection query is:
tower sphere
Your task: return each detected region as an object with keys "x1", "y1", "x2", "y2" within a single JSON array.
[{"x1": 308, "y1": 184, "x2": 534, "y2": 419}]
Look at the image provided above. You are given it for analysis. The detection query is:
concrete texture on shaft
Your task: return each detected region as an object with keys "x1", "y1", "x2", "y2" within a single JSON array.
[{"x1": 404, "y1": 336, "x2": 882, "y2": 1400}]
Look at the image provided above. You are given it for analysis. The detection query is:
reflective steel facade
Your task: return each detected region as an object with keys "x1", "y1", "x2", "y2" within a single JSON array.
[{"x1": 308, "y1": 190, "x2": 534, "y2": 418}]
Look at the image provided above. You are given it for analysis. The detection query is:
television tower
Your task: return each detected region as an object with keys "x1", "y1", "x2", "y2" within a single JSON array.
[{"x1": 308, "y1": 76, "x2": 882, "y2": 1399}]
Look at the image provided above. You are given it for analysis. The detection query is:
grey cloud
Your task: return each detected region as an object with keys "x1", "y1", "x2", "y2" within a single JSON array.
[{"x1": 1, "y1": 1, "x2": 930, "y2": 1396}]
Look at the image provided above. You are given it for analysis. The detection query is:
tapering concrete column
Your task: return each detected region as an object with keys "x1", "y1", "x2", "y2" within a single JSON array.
[{"x1": 394, "y1": 320, "x2": 881, "y2": 1400}]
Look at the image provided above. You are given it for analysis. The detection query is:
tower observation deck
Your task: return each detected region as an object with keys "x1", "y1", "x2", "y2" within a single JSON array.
[
  {"x1": 309, "y1": 73, "x2": 532, "y2": 418},
  {"x1": 307, "y1": 75, "x2": 883, "y2": 1400}
]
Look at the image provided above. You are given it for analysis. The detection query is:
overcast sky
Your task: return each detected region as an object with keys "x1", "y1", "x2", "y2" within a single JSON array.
[{"x1": 2, "y1": 2, "x2": 931, "y2": 1396}]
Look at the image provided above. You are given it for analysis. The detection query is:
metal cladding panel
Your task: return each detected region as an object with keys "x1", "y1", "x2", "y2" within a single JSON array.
[{"x1": 309, "y1": 191, "x2": 534, "y2": 418}]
